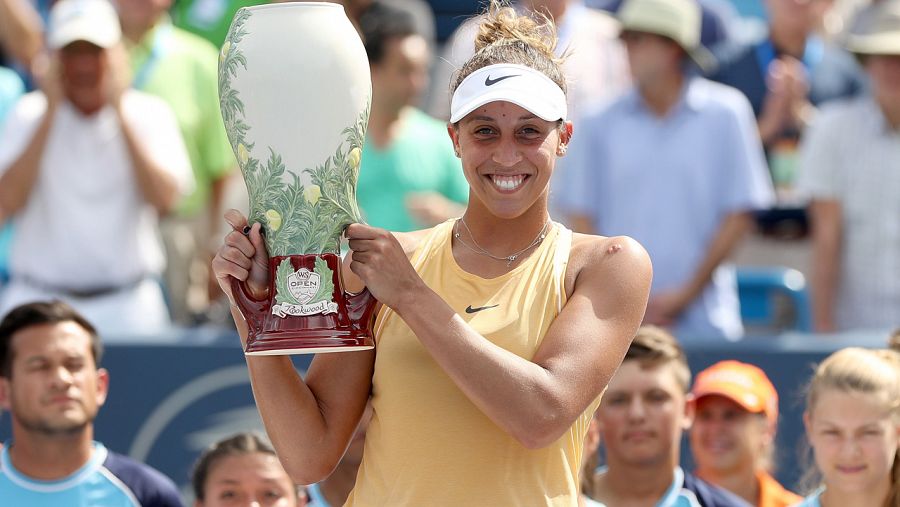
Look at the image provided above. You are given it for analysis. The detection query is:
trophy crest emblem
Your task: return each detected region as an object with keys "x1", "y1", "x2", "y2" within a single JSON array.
[
  {"x1": 288, "y1": 269, "x2": 318, "y2": 305},
  {"x1": 271, "y1": 258, "x2": 340, "y2": 318}
]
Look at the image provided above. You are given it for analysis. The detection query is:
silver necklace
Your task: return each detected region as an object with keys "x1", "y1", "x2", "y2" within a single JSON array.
[{"x1": 454, "y1": 217, "x2": 551, "y2": 267}]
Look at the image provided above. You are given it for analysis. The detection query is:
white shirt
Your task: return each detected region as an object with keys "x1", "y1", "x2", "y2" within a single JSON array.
[
  {"x1": 796, "y1": 96, "x2": 900, "y2": 331},
  {"x1": 0, "y1": 90, "x2": 193, "y2": 290}
]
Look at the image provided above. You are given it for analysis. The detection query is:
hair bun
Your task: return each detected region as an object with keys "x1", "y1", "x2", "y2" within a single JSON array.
[{"x1": 474, "y1": 1, "x2": 558, "y2": 62}]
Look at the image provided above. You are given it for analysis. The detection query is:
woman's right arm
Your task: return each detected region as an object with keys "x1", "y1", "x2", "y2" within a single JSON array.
[{"x1": 212, "y1": 210, "x2": 375, "y2": 484}]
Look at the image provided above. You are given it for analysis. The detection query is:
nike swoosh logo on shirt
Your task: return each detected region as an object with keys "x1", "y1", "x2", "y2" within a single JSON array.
[
  {"x1": 484, "y1": 74, "x2": 520, "y2": 86},
  {"x1": 465, "y1": 304, "x2": 500, "y2": 314}
]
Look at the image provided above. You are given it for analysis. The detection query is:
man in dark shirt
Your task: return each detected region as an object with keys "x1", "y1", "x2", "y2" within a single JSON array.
[
  {"x1": 587, "y1": 326, "x2": 751, "y2": 507},
  {"x1": 0, "y1": 300, "x2": 184, "y2": 506}
]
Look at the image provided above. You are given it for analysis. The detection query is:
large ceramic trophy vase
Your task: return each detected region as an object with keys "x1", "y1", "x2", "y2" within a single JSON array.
[{"x1": 219, "y1": 3, "x2": 376, "y2": 355}]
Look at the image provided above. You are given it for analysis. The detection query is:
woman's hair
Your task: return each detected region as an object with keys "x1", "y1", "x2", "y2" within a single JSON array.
[
  {"x1": 449, "y1": 0, "x2": 567, "y2": 108},
  {"x1": 802, "y1": 347, "x2": 900, "y2": 507},
  {"x1": 191, "y1": 432, "x2": 291, "y2": 501}
]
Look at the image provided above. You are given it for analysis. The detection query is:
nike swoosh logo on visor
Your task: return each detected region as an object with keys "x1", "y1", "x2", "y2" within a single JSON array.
[{"x1": 484, "y1": 74, "x2": 520, "y2": 86}]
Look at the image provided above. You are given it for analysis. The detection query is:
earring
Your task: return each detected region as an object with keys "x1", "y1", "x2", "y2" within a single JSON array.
[
  {"x1": 454, "y1": 148, "x2": 461, "y2": 158},
  {"x1": 557, "y1": 144, "x2": 567, "y2": 156}
]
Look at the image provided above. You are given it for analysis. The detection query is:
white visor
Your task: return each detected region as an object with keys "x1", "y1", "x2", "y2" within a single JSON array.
[{"x1": 450, "y1": 63, "x2": 567, "y2": 123}]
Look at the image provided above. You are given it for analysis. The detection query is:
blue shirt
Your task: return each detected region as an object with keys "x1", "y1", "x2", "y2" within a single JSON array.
[
  {"x1": 791, "y1": 489, "x2": 823, "y2": 507},
  {"x1": 306, "y1": 482, "x2": 332, "y2": 507},
  {"x1": 0, "y1": 441, "x2": 184, "y2": 507},
  {"x1": 562, "y1": 77, "x2": 774, "y2": 340},
  {"x1": 710, "y1": 36, "x2": 865, "y2": 119},
  {"x1": 659, "y1": 467, "x2": 702, "y2": 507},
  {"x1": 592, "y1": 467, "x2": 749, "y2": 507}
]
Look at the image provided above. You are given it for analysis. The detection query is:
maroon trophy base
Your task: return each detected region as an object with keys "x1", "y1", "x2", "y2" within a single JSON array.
[{"x1": 231, "y1": 253, "x2": 377, "y2": 355}]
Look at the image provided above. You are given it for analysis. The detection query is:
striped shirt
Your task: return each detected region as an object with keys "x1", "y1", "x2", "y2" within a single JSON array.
[{"x1": 797, "y1": 96, "x2": 900, "y2": 331}]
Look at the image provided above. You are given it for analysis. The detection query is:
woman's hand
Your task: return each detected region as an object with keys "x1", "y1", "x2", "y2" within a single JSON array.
[
  {"x1": 212, "y1": 209, "x2": 270, "y2": 304},
  {"x1": 345, "y1": 223, "x2": 424, "y2": 312}
]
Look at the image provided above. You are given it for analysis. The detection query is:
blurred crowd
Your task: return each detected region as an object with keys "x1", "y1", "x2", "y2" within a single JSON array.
[
  {"x1": 0, "y1": 0, "x2": 897, "y2": 341},
  {"x1": 0, "y1": 300, "x2": 897, "y2": 506}
]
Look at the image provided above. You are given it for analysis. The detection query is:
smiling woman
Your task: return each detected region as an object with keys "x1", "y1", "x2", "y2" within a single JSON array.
[{"x1": 211, "y1": 0, "x2": 652, "y2": 504}]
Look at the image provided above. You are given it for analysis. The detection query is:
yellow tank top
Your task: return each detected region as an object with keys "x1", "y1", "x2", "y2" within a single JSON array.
[{"x1": 346, "y1": 220, "x2": 599, "y2": 506}]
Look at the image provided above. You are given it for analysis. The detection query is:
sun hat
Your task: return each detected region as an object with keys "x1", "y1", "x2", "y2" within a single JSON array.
[
  {"x1": 846, "y1": 0, "x2": 900, "y2": 56},
  {"x1": 617, "y1": 0, "x2": 715, "y2": 71},
  {"x1": 689, "y1": 360, "x2": 779, "y2": 424},
  {"x1": 47, "y1": 0, "x2": 121, "y2": 50}
]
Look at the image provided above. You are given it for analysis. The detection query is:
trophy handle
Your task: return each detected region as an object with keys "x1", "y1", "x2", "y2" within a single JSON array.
[
  {"x1": 230, "y1": 277, "x2": 268, "y2": 335},
  {"x1": 345, "y1": 286, "x2": 377, "y2": 331}
]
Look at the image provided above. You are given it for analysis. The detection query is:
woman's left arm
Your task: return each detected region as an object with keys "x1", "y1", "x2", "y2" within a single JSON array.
[{"x1": 348, "y1": 224, "x2": 652, "y2": 448}]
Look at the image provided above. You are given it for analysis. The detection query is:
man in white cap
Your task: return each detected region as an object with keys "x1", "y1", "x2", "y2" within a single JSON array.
[
  {"x1": 560, "y1": 0, "x2": 774, "y2": 342},
  {"x1": 0, "y1": 0, "x2": 193, "y2": 338},
  {"x1": 796, "y1": 0, "x2": 900, "y2": 333}
]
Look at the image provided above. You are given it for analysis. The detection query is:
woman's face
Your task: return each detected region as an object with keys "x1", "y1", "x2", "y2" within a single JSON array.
[
  {"x1": 197, "y1": 452, "x2": 300, "y2": 507},
  {"x1": 805, "y1": 390, "x2": 900, "y2": 496},
  {"x1": 690, "y1": 395, "x2": 771, "y2": 475},
  {"x1": 448, "y1": 100, "x2": 570, "y2": 220}
]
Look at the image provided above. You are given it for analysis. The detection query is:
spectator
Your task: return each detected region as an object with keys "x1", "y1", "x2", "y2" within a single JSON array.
[
  {"x1": 305, "y1": 401, "x2": 371, "y2": 506},
  {"x1": 0, "y1": 0, "x2": 193, "y2": 336},
  {"x1": 0, "y1": 300, "x2": 184, "y2": 505},
  {"x1": 795, "y1": 0, "x2": 900, "y2": 333},
  {"x1": 562, "y1": 0, "x2": 774, "y2": 341},
  {"x1": 709, "y1": 0, "x2": 866, "y2": 198},
  {"x1": 588, "y1": 326, "x2": 751, "y2": 506},
  {"x1": 116, "y1": 0, "x2": 237, "y2": 324},
  {"x1": 192, "y1": 432, "x2": 306, "y2": 507},
  {"x1": 689, "y1": 360, "x2": 802, "y2": 507},
  {"x1": 355, "y1": 1, "x2": 468, "y2": 232},
  {"x1": 796, "y1": 347, "x2": 900, "y2": 507},
  {"x1": 334, "y1": 0, "x2": 436, "y2": 50},
  {"x1": 211, "y1": 0, "x2": 652, "y2": 503}
]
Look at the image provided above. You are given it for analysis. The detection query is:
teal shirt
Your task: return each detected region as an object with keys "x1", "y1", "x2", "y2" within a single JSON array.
[
  {"x1": 0, "y1": 67, "x2": 24, "y2": 122},
  {"x1": 0, "y1": 67, "x2": 24, "y2": 279},
  {"x1": 357, "y1": 108, "x2": 468, "y2": 232}
]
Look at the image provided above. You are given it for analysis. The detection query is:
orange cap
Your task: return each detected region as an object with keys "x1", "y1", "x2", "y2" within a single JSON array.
[{"x1": 690, "y1": 360, "x2": 779, "y2": 423}]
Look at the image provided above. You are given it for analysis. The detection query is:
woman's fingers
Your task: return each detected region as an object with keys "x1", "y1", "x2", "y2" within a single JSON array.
[
  {"x1": 248, "y1": 222, "x2": 269, "y2": 262},
  {"x1": 345, "y1": 222, "x2": 382, "y2": 240},
  {"x1": 224, "y1": 208, "x2": 249, "y2": 232},
  {"x1": 212, "y1": 253, "x2": 250, "y2": 282},
  {"x1": 219, "y1": 245, "x2": 254, "y2": 270},
  {"x1": 224, "y1": 229, "x2": 256, "y2": 259}
]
